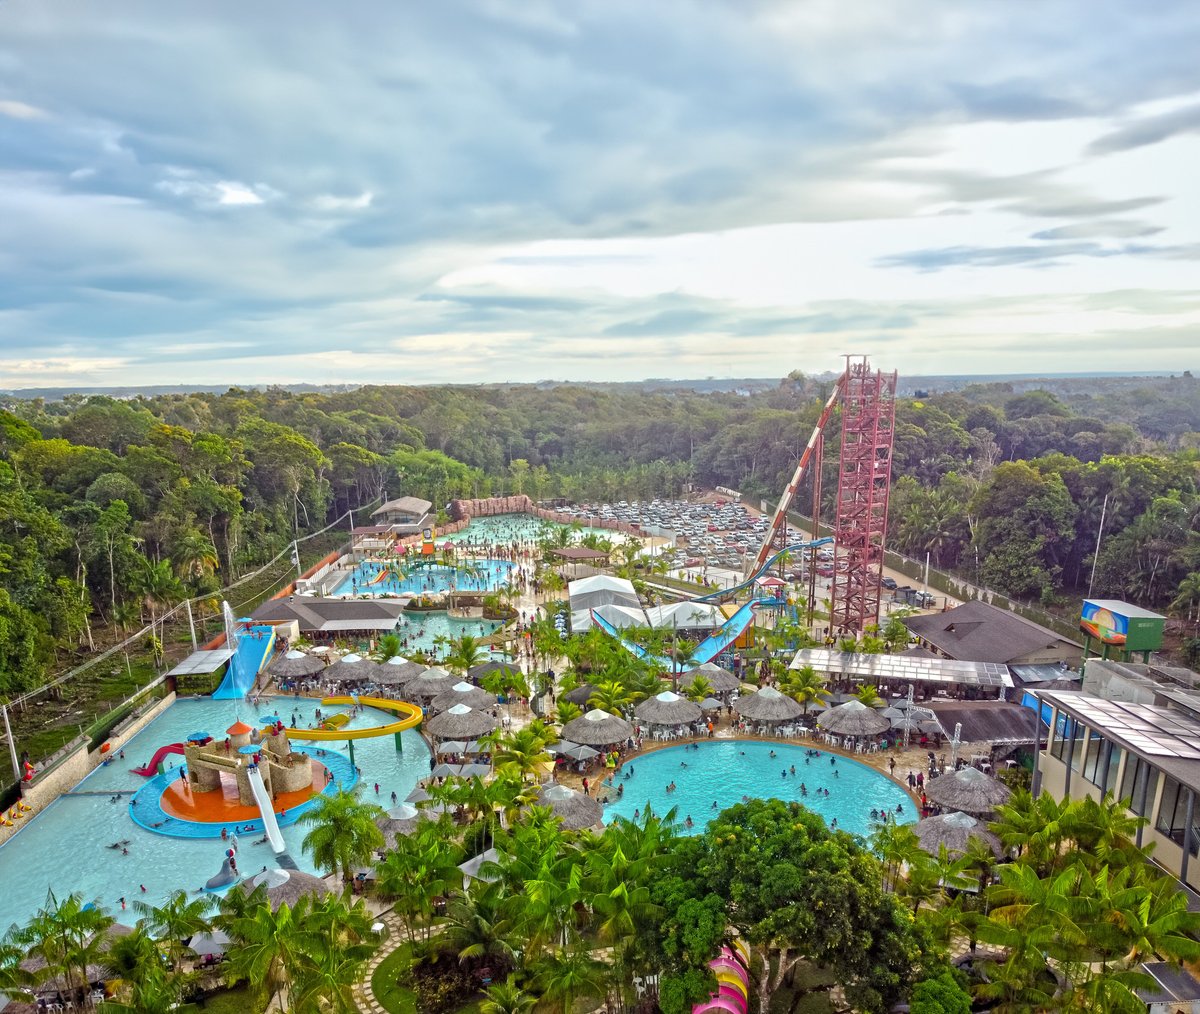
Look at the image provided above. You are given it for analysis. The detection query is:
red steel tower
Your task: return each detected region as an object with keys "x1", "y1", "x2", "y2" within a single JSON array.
[{"x1": 829, "y1": 357, "x2": 897, "y2": 634}]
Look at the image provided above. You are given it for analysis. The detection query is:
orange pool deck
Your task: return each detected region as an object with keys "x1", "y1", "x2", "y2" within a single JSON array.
[{"x1": 159, "y1": 760, "x2": 329, "y2": 823}]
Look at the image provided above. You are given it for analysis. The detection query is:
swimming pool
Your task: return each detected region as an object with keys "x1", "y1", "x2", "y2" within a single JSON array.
[
  {"x1": 333, "y1": 559, "x2": 513, "y2": 597},
  {"x1": 0, "y1": 696, "x2": 430, "y2": 931},
  {"x1": 601, "y1": 740, "x2": 913, "y2": 838},
  {"x1": 441, "y1": 514, "x2": 617, "y2": 546},
  {"x1": 399, "y1": 611, "x2": 503, "y2": 656}
]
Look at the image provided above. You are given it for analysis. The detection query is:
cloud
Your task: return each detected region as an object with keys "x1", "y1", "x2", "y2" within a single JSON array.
[
  {"x1": 1089, "y1": 102, "x2": 1200, "y2": 154},
  {"x1": 0, "y1": 0, "x2": 1199, "y2": 385},
  {"x1": 0, "y1": 99, "x2": 47, "y2": 120}
]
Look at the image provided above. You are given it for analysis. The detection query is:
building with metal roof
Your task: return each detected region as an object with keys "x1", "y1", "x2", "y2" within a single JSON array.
[
  {"x1": 790, "y1": 648, "x2": 1013, "y2": 693},
  {"x1": 904, "y1": 600, "x2": 1081, "y2": 665},
  {"x1": 252, "y1": 596, "x2": 407, "y2": 635}
]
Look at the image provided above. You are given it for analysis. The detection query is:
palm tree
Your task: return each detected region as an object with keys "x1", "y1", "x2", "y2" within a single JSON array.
[
  {"x1": 132, "y1": 557, "x2": 183, "y2": 632},
  {"x1": 778, "y1": 664, "x2": 830, "y2": 715},
  {"x1": 0, "y1": 925, "x2": 33, "y2": 1004},
  {"x1": 554, "y1": 700, "x2": 583, "y2": 725},
  {"x1": 224, "y1": 896, "x2": 307, "y2": 1013},
  {"x1": 870, "y1": 821, "x2": 921, "y2": 894},
  {"x1": 481, "y1": 977, "x2": 537, "y2": 1014},
  {"x1": 172, "y1": 530, "x2": 219, "y2": 584},
  {"x1": 298, "y1": 786, "x2": 386, "y2": 883},
  {"x1": 494, "y1": 726, "x2": 555, "y2": 783},
  {"x1": 531, "y1": 947, "x2": 610, "y2": 1014},
  {"x1": 373, "y1": 632, "x2": 403, "y2": 660},
  {"x1": 589, "y1": 679, "x2": 633, "y2": 715},
  {"x1": 682, "y1": 674, "x2": 713, "y2": 704},
  {"x1": 853, "y1": 684, "x2": 883, "y2": 707},
  {"x1": 446, "y1": 633, "x2": 488, "y2": 674},
  {"x1": 131, "y1": 889, "x2": 212, "y2": 972},
  {"x1": 100, "y1": 927, "x2": 186, "y2": 1014},
  {"x1": 19, "y1": 890, "x2": 114, "y2": 1006},
  {"x1": 288, "y1": 893, "x2": 379, "y2": 1014},
  {"x1": 1170, "y1": 571, "x2": 1200, "y2": 625},
  {"x1": 442, "y1": 885, "x2": 518, "y2": 974},
  {"x1": 376, "y1": 824, "x2": 464, "y2": 943}
]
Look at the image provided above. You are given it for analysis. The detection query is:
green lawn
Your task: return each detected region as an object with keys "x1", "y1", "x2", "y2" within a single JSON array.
[
  {"x1": 372, "y1": 943, "x2": 418, "y2": 1014},
  {"x1": 181, "y1": 984, "x2": 263, "y2": 1013}
]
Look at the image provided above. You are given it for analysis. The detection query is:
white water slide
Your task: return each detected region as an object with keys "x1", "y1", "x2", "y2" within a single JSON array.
[{"x1": 246, "y1": 765, "x2": 285, "y2": 854}]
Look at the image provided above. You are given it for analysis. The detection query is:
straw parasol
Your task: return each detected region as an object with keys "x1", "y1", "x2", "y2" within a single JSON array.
[
  {"x1": 270, "y1": 650, "x2": 326, "y2": 679},
  {"x1": 404, "y1": 666, "x2": 457, "y2": 701},
  {"x1": 529, "y1": 782, "x2": 604, "y2": 830},
  {"x1": 245, "y1": 867, "x2": 332, "y2": 910},
  {"x1": 429, "y1": 682, "x2": 497, "y2": 714},
  {"x1": 322, "y1": 652, "x2": 381, "y2": 684},
  {"x1": 376, "y1": 658, "x2": 426, "y2": 686},
  {"x1": 561, "y1": 708, "x2": 633, "y2": 746},
  {"x1": 924, "y1": 766, "x2": 1012, "y2": 815},
  {"x1": 377, "y1": 802, "x2": 422, "y2": 845},
  {"x1": 635, "y1": 690, "x2": 702, "y2": 726},
  {"x1": 733, "y1": 687, "x2": 804, "y2": 723},
  {"x1": 469, "y1": 661, "x2": 521, "y2": 682},
  {"x1": 561, "y1": 683, "x2": 596, "y2": 707},
  {"x1": 424, "y1": 703, "x2": 499, "y2": 740},
  {"x1": 912, "y1": 811, "x2": 1003, "y2": 858},
  {"x1": 683, "y1": 664, "x2": 741, "y2": 694},
  {"x1": 816, "y1": 699, "x2": 891, "y2": 736}
]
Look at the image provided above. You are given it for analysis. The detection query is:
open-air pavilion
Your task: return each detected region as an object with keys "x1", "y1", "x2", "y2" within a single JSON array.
[{"x1": 790, "y1": 649, "x2": 1013, "y2": 701}]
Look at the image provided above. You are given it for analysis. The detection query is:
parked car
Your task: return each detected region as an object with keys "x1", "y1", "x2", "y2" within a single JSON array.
[{"x1": 881, "y1": 576, "x2": 898, "y2": 590}]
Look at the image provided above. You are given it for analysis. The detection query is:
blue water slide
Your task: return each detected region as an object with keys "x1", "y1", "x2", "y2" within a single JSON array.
[
  {"x1": 213, "y1": 626, "x2": 276, "y2": 700},
  {"x1": 591, "y1": 599, "x2": 761, "y2": 673}
]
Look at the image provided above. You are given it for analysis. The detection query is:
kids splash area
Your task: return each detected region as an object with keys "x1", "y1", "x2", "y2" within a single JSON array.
[
  {"x1": 333, "y1": 558, "x2": 514, "y2": 597},
  {"x1": 0, "y1": 694, "x2": 429, "y2": 930}
]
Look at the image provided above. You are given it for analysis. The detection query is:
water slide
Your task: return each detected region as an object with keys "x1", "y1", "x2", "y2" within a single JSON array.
[
  {"x1": 245, "y1": 765, "x2": 285, "y2": 854},
  {"x1": 131, "y1": 743, "x2": 185, "y2": 776},
  {"x1": 285, "y1": 696, "x2": 423, "y2": 741},
  {"x1": 367, "y1": 568, "x2": 391, "y2": 586},
  {"x1": 690, "y1": 538, "x2": 833, "y2": 603},
  {"x1": 213, "y1": 626, "x2": 277, "y2": 700}
]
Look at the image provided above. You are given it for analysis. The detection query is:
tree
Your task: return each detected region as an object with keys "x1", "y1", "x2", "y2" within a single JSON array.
[
  {"x1": 530, "y1": 947, "x2": 610, "y2": 1014},
  {"x1": 19, "y1": 890, "x2": 115, "y2": 1006},
  {"x1": 481, "y1": 977, "x2": 537, "y2": 1014},
  {"x1": 909, "y1": 971, "x2": 972, "y2": 1014},
  {"x1": 445, "y1": 633, "x2": 488, "y2": 675},
  {"x1": 778, "y1": 664, "x2": 831, "y2": 715},
  {"x1": 224, "y1": 895, "x2": 307, "y2": 1012},
  {"x1": 298, "y1": 787, "x2": 386, "y2": 883},
  {"x1": 131, "y1": 889, "x2": 212, "y2": 972},
  {"x1": 494, "y1": 724, "x2": 556, "y2": 783}
]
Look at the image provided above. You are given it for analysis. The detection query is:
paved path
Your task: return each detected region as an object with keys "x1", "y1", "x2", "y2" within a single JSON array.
[{"x1": 354, "y1": 909, "x2": 407, "y2": 1013}]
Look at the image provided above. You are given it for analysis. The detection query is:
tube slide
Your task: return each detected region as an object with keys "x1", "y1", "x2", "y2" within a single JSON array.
[
  {"x1": 367, "y1": 568, "x2": 391, "y2": 586},
  {"x1": 131, "y1": 743, "x2": 184, "y2": 777},
  {"x1": 286, "y1": 696, "x2": 423, "y2": 741},
  {"x1": 246, "y1": 765, "x2": 285, "y2": 854},
  {"x1": 693, "y1": 945, "x2": 751, "y2": 1014}
]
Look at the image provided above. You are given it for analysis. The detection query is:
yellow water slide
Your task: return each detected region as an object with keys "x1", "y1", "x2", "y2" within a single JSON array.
[{"x1": 285, "y1": 696, "x2": 423, "y2": 741}]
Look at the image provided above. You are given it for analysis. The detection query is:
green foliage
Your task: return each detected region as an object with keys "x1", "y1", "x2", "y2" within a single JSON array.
[{"x1": 909, "y1": 971, "x2": 972, "y2": 1014}]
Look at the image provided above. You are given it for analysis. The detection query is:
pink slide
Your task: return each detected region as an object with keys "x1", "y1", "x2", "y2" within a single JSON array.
[{"x1": 131, "y1": 743, "x2": 185, "y2": 776}]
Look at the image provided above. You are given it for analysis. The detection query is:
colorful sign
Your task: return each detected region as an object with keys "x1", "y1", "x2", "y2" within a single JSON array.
[{"x1": 1080, "y1": 599, "x2": 1164, "y2": 652}]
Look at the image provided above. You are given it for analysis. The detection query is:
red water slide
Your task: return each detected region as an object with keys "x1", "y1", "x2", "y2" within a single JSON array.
[{"x1": 131, "y1": 743, "x2": 185, "y2": 776}]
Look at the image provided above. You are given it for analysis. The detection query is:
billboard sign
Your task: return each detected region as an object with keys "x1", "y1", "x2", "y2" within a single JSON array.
[{"x1": 1080, "y1": 599, "x2": 1164, "y2": 652}]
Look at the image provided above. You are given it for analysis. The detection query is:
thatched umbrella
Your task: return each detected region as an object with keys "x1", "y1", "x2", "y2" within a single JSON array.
[
  {"x1": 270, "y1": 650, "x2": 327, "y2": 679},
  {"x1": 424, "y1": 703, "x2": 499, "y2": 740},
  {"x1": 404, "y1": 666, "x2": 457, "y2": 702},
  {"x1": 912, "y1": 811, "x2": 1003, "y2": 858},
  {"x1": 561, "y1": 708, "x2": 633, "y2": 747},
  {"x1": 376, "y1": 658, "x2": 426, "y2": 686},
  {"x1": 245, "y1": 867, "x2": 332, "y2": 910},
  {"x1": 924, "y1": 767, "x2": 1012, "y2": 815},
  {"x1": 561, "y1": 683, "x2": 596, "y2": 707},
  {"x1": 430, "y1": 682, "x2": 497, "y2": 714},
  {"x1": 322, "y1": 652, "x2": 381, "y2": 684},
  {"x1": 469, "y1": 661, "x2": 521, "y2": 682},
  {"x1": 733, "y1": 687, "x2": 804, "y2": 723},
  {"x1": 816, "y1": 699, "x2": 890, "y2": 737},
  {"x1": 635, "y1": 690, "x2": 702, "y2": 726},
  {"x1": 529, "y1": 783, "x2": 603, "y2": 830},
  {"x1": 377, "y1": 802, "x2": 422, "y2": 845},
  {"x1": 683, "y1": 664, "x2": 741, "y2": 695}
]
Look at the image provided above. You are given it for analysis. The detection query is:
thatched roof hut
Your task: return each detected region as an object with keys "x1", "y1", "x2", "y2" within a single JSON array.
[
  {"x1": 429, "y1": 682, "x2": 497, "y2": 714},
  {"x1": 634, "y1": 690, "x2": 702, "y2": 726},
  {"x1": 732, "y1": 686, "x2": 804, "y2": 722},
  {"x1": 682, "y1": 664, "x2": 741, "y2": 695},
  {"x1": 321, "y1": 652, "x2": 381, "y2": 684},
  {"x1": 245, "y1": 867, "x2": 332, "y2": 910},
  {"x1": 816, "y1": 700, "x2": 890, "y2": 736},
  {"x1": 561, "y1": 708, "x2": 633, "y2": 746},
  {"x1": 912, "y1": 811, "x2": 1003, "y2": 858},
  {"x1": 404, "y1": 667, "x2": 457, "y2": 701},
  {"x1": 423, "y1": 703, "x2": 499, "y2": 740},
  {"x1": 530, "y1": 783, "x2": 604, "y2": 830},
  {"x1": 923, "y1": 766, "x2": 1012, "y2": 815},
  {"x1": 270, "y1": 650, "x2": 327, "y2": 678}
]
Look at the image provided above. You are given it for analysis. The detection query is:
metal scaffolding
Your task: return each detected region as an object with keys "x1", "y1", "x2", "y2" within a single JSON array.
[{"x1": 829, "y1": 357, "x2": 897, "y2": 634}]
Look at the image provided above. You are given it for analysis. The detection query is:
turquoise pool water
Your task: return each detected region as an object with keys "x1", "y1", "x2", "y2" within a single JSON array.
[
  {"x1": 0, "y1": 696, "x2": 430, "y2": 931},
  {"x1": 441, "y1": 514, "x2": 616, "y2": 546},
  {"x1": 398, "y1": 611, "x2": 503, "y2": 656},
  {"x1": 601, "y1": 741, "x2": 914, "y2": 838},
  {"x1": 333, "y1": 558, "x2": 513, "y2": 597}
]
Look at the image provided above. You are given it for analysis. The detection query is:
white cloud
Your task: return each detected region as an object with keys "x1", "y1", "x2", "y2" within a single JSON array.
[
  {"x1": 0, "y1": 99, "x2": 46, "y2": 120},
  {"x1": 311, "y1": 191, "x2": 374, "y2": 212}
]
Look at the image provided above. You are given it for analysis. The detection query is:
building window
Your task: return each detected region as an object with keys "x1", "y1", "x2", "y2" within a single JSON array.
[
  {"x1": 1103, "y1": 743, "x2": 1121, "y2": 795},
  {"x1": 1082, "y1": 732, "x2": 1105, "y2": 786},
  {"x1": 1155, "y1": 777, "x2": 1200, "y2": 856},
  {"x1": 1051, "y1": 715, "x2": 1075, "y2": 761},
  {"x1": 1069, "y1": 722, "x2": 1089, "y2": 773},
  {"x1": 1120, "y1": 757, "x2": 1160, "y2": 818}
]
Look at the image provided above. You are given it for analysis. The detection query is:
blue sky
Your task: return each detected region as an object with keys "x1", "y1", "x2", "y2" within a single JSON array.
[{"x1": 1, "y1": 0, "x2": 1199, "y2": 388}]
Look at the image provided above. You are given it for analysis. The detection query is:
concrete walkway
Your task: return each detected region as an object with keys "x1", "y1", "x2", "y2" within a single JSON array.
[{"x1": 354, "y1": 909, "x2": 407, "y2": 1013}]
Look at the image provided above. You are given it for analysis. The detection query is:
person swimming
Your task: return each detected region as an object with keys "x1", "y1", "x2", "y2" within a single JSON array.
[{"x1": 685, "y1": 815, "x2": 694, "y2": 828}]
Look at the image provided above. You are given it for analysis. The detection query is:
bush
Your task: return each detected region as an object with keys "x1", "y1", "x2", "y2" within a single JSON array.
[
  {"x1": 410, "y1": 956, "x2": 478, "y2": 1014},
  {"x1": 910, "y1": 971, "x2": 972, "y2": 1014},
  {"x1": 461, "y1": 817, "x2": 497, "y2": 860}
]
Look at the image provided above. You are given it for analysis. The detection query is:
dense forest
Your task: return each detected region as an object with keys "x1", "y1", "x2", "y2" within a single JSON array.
[{"x1": 2, "y1": 373, "x2": 1199, "y2": 695}]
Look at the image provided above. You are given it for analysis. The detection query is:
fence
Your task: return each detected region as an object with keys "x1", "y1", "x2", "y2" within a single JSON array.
[{"x1": 3, "y1": 506, "x2": 371, "y2": 784}]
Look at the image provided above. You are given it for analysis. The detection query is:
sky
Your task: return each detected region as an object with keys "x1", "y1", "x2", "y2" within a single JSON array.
[{"x1": 2, "y1": 0, "x2": 1199, "y2": 389}]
